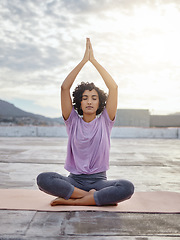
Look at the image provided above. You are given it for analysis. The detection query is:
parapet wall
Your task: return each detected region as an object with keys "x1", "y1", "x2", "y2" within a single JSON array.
[
  {"x1": 0, "y1": 126, "x2": 180, "y2": 139},
  {"x1": 111, "y1": 127, "x2": 179, "y2": 139}
]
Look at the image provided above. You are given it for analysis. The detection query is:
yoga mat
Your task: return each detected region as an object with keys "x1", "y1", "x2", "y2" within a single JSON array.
[{"x1": 0, "y1": 189, "x2": 180, "y2": 213}]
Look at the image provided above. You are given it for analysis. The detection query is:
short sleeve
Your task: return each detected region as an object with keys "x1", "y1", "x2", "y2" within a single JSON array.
[
  {"x1": 101, "y1": 108, "x2": 116, "y2": 128},
  {"x1": 64, "y1": 107, "x2": 78, "y2": 130}
]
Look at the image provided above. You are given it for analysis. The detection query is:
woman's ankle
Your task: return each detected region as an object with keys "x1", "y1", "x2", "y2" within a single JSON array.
[{"x1": 70, "y1": 187, "x2": 88, "y2": 199}]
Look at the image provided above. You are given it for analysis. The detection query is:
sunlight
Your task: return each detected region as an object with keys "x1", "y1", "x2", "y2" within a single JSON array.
[{"x1": 99, "y1": 4, "x2": 180, "y2": 114}]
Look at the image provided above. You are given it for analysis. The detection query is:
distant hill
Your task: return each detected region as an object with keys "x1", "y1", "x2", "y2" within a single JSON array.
[
  {"x1": 0, "y1": 99, "x2": 41, "y2": 118},
  {"x1": 0, "y1": 99, "x2": 64, "y2": 126}
]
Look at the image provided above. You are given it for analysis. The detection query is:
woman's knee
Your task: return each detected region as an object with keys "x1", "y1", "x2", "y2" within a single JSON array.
[
  {"x1": 36, "y1": 172, "x2": 53, "y2": 188},
  {"x1": 116, "y1": 180, "x2": 135, "y2": 198},
  {"x1": 37, "y1": 172, "x2": 46, "y2": 187},
  {"x1": 36, "y1": 172, "x2": 65, "y2": 188},
  {"x1": 126, "y1": 180, "x2": 134, "y2": 198}
]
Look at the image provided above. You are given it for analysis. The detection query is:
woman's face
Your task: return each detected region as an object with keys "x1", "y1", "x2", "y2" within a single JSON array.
[{"x1": 81, "y1": 89, "x2": 99, "y2": 115}]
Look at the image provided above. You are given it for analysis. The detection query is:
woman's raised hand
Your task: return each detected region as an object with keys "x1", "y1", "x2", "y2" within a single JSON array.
[
  {"x1": 82, "y1": 38, "x2": 95, "y2": 63},
  {"x1": 89, "y1": 38, "x2": 95, "y2": 62},
  {"x1": 82, "y1": 38, "x2": 90, "y2": 63}
]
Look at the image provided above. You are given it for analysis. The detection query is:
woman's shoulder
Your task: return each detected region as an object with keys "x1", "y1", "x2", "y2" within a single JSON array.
[
  {"x1": 64, "y1": 107, "x2": 79, "y2": 124},
  {"x1": 100, "y1": 108, "x2": 116, "y2": 124}
]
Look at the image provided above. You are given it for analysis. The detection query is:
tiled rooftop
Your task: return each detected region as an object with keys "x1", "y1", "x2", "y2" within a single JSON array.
[{"x1": 0, "y1": 137, "x2": 180, "y2": 239}]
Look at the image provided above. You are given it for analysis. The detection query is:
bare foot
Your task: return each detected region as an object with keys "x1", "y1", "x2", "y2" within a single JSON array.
[
  {"x1": 50, "y1": 197, "x2": 70, "y2": 206},
  {"x1": 50, "y1": 189, "x2": 97, "y2": 206},
  {"x1": 51, "y1": 190, "x2": 96, "y2": 206}
]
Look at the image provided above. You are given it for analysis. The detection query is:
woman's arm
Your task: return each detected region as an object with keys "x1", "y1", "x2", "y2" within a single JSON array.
[
  {"x1": 89, "y1": 40, "x2": 118, "y2": 121},
  {"x1": 61, "y1": 39, "x2": 90, "y2": 120}
]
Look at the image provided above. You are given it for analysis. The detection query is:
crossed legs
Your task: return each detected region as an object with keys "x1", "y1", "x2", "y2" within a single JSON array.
[{"x1": 37, "y1": 172, "x2": 134, "y2": 206}]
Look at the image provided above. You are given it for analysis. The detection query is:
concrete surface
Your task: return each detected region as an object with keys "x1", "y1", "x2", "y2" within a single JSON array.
[
  {"x1": 0, "y1": 137, "x2": 180, "y2": 239},
  {"x1": 0, "y1": 126, "x2": 180, "y2": 138}
]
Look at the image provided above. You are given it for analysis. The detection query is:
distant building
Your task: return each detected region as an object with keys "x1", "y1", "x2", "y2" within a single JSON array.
[
  {"x1": 115, "y1": 109, "x2": 150, "y2": 127},
  {"x1": 150, "y1": 115, "x2": 180, "y2": 127}
]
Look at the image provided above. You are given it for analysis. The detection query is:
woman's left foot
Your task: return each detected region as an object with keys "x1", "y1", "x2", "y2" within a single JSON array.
[{"x1": 51, "y1": 197, "x2": 68, "y2": 206}]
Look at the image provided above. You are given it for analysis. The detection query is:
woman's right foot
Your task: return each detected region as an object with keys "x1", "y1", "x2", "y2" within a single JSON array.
[{"x1": 51, "y1": 197, "x2": 67, "y2": 206}]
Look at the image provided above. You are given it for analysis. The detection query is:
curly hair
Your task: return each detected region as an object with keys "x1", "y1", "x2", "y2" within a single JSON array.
[{"x1": 72, "y1": 82, "x2": 108, "y2": 115}]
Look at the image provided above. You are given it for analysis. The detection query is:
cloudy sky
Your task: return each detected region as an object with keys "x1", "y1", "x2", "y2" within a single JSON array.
[{"x1": 1, "y1": 0, "x2": 180, "y2": 117}]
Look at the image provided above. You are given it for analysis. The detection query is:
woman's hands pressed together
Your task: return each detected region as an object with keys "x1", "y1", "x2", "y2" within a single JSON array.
[
  {"x1": 89, "y1": 39, "x2": 95, "y2": 62},
  {"x1": 82, "y1": 38, "x2": 95, "y2": 63},
  {"x1": 82, "y1": 38, "x2": 90, "y2": 63}
]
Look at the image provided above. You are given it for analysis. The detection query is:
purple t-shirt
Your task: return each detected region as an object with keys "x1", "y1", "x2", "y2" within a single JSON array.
[{"x1": 64, "y1": 107, "x2": 115, "y2": 174}]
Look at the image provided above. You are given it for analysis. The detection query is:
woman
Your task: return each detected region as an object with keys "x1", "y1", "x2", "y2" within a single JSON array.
[{"x1": 37, "y1": 38, "x2": 134, "y2": 206}]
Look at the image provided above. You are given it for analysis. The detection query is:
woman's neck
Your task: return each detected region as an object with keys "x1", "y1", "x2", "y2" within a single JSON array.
[{"x1": 82, "y1": 113, "x2": 96, "y2": 123}]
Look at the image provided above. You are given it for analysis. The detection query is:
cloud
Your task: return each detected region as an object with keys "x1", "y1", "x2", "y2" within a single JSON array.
[{"x1": 1, "y1": 0, "x2": 180, "y2": 117}]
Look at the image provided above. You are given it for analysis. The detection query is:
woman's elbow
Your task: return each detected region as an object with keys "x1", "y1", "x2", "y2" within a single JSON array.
[
  {"x1": 110, "y1": 83, "x2": 118, "y2": 92},
  {"x1": 61, "y1": 83, "x2": 69, "y2": 91},
  {"x1": 114, "y1": 82, "x2": 118, "y2": 89},
  {"x1": 111, "y1": 81, "x2": 118, "y2": 90}
]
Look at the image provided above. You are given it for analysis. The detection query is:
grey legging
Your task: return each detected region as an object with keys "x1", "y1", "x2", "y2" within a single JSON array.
[{"x1": 37, "y1": 171, "x2": 134, "y2": 206}]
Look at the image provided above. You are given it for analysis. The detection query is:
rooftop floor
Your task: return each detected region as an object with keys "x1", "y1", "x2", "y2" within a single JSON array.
[{"x1": 0, "y1": 137, "x2": 180, "y2": 239}]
